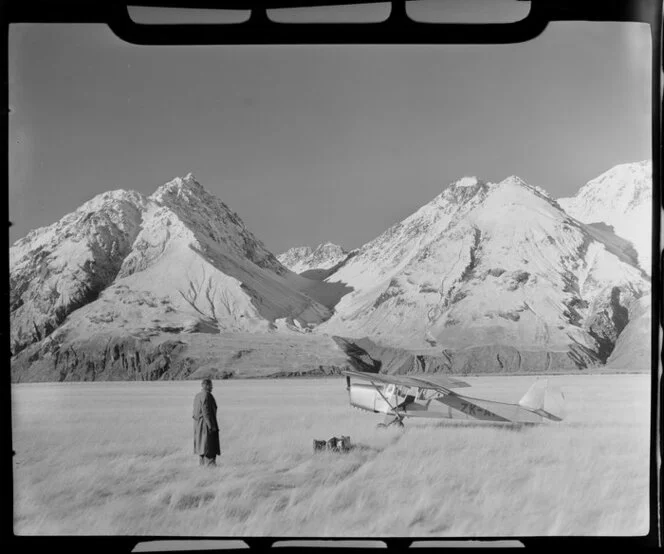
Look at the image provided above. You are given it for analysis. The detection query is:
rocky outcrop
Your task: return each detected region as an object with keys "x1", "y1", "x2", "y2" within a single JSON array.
[
  {"x1": 449, "y1": 344, "x2": 596, "y2": 373},
  {"x1": 334, "y1": 336, "x2": 599, "y2": 375},
  {"x1": 585, "y1": 286, "x2": 631, "y2": 363},
  {"x1": 11, "y1": 331, "x2": 352, "y2": 383},
  {"x1": 13, "y1": 329, "x2": 603, "y2": 384},
  {"x1": 606, "y1": 294, "x2": 652, "y2": 370},
  {"x1": 12, "y1": 334, "x2": 194, "y2": 383}
]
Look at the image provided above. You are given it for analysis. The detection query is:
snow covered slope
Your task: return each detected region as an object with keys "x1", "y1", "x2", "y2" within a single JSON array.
[
  {"x1": 12, "y1": 164, "x2": 651, "y2": 380},
  {"x1": 317, "y1": 175, "x2": 650, "y2": 366},
  {"x1": 10, "y1": 174, "x2": 334, "y2": 356},
  {"x1": 558, "y1": 160, "x2": 652, "y2": 272},
  {"x1": 278, "y1": 242, "x2": 349, "y2": 274},
  {"x1": 10, "y1": 190, "x2": 148, "y2": 354}
]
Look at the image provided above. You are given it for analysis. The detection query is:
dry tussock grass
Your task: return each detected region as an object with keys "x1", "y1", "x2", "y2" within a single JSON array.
[{"x1": 12, "y1": 374, "x2": 650, "y2": 537}]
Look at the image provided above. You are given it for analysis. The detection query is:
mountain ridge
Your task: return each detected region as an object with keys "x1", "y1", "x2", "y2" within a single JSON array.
[
  {"x1": 10, "y1": 174, "x2": 334, "y2": 357},
  {"x1": 278, "y1": 242, "x2": 350, "y2": 274},
  {"x1": 10, "y1": 162, "x2": 652, "y2": 380},
  {"x1": 558, "y1": 160, "x2": 652, "y2": 272},
  {"x1": 316, "y1": 173, "x2": 649, "y2": 365}
]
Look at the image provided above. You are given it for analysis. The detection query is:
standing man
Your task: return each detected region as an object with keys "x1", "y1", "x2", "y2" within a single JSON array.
[{"x1": 193, "y1": 378, "x2": 220, "y2": 466}]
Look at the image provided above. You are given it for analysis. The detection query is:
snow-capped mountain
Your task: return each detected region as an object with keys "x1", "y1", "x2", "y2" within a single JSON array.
[
  {"x1": 10, "y1": 174, "x2": 335, "y2": 357},
  {"x1": 278, "y1": 242, "x2": 349, "y2": 274},
  {"x1": 10, "y1": 189, "x2": 149, "y2": 355},
  {"x1": 317, "y1": 174, "x2": 650, "y2": 366},
  {"x1": 11, "y1": 163, "x2": 651, "y2": 381},
  {"x1": 558, "y1": 160, "x2": 652, "y2": 272}
]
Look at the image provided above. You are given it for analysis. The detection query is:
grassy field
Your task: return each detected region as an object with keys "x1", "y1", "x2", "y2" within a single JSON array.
[{"x1": 12, "y1": 373, "x2": 651, "y2": 537}]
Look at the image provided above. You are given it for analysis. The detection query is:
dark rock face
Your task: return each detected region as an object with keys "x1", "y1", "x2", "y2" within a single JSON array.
[
  {"x1": 12, "y1": 335, "x2": 194, "y2": 383},
  {"x1": 586, "y1": 286, "x2": 632, "y2": 363},
  {"x1": 10, "y1": 332, "x2": 353, "y2": 383},
  {"x1": 333, "y1": 336, "x2": 598, "y2": 375},
  {"x1": 12, "y1": 331, "x2": 599, "y2": 384},
  {"x1": 450, "y1": 344, "x2": 597, "y2": 374},
  {"x1": 264, "y1": 366, "x2": 344, "y2": 378}
]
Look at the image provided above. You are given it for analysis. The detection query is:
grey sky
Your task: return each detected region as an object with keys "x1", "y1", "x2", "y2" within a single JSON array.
[{"x1": 9, "y1": 21, "x2": 651, "y2": 253}]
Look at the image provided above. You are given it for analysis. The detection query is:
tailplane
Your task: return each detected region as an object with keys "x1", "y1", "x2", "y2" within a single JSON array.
[{"x1": 518, "y1": 379, "x2": 566, "y2": 421}]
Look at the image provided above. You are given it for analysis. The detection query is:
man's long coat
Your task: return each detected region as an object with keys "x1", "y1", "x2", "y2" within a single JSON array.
[{"x1": 193, "y1": 390, "x2": 221, "y2": 457}]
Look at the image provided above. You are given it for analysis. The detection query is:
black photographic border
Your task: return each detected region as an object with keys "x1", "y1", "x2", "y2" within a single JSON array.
[{"x1": 3, "y1": 1, "x2": 662, "y2": 551}]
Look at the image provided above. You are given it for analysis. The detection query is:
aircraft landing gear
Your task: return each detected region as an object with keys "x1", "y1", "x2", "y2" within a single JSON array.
[{"x1": 377, "y1": 414, "x2": 405, "y2": 429}]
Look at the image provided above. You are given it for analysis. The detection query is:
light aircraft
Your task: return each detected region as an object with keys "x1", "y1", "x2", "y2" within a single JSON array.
[{"x1": 343, "y1": 369, "x2": 565, "y2": 427}]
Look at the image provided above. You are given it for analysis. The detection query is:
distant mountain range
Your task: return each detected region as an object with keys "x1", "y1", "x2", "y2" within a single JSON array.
[
  {"x1": 278, "y1": 243, "x2": 350, "y2": 275},
  {"x1": 10, "y1": 161, "x2": 652, "y2": 381},
  {"x1": 558, "y1": 160, "x2": 652, "y2": 272}
]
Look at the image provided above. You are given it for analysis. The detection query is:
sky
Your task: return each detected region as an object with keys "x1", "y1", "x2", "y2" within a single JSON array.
[{"x1": 9, "y1": 18, "x2": 651, "y2": 254}]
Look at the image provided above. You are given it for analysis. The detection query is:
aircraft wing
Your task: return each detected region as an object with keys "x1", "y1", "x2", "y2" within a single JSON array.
[{"x1": 342, "y1": 369, "x2": 470, "y2": 392}]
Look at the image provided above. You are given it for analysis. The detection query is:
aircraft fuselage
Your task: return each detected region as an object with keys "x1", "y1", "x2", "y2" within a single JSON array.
[{"x1": 348, "y1": 382, "x2": 552, "y2": 424}]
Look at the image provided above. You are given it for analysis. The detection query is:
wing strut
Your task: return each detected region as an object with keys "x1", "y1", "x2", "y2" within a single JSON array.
[{"x1": 370, "y1": 381, "x2": 406, "y2": 429}]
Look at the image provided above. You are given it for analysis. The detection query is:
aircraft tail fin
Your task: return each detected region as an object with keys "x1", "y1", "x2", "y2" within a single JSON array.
[{"x1": 518, "y1": 379, "x2": 566, "y2": 421}]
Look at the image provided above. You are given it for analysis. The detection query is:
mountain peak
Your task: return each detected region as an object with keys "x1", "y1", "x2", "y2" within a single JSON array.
[
  {"x1": 10, "y1": 161, "x2": 651, "y2": 377},
  {"x1": 502, "y1": 175, "x2": 526, "y2": 186},
  {"x1": 160, "y1": 172, "x2": 202, "y2": 190},
  {"x1": 439, "y1": 176, "x2": 489, "y2": 206},
  {"x1": 491, "y1": 175, "x2": 555, "y2": 205},
  {"x1": 313, "y1": 242, "x2": 346, "y2": 253},
  {"x1": 178, "y1": 172, "x2": 201, "y2": 188},
  {"x1": 612, "y1": 159, "x2": 650, "y2": 173},
  {"x1": 77, "y1": 188, "x2": 147, "y2": 213},
  {"x1": 584, "y1": 160, "x2": 651, "y2": 194},
  {"x1": 558, "y1": 159, "x2": 652, "y2": 272},
  {"x1": 278, "y1": 242, "x2": 348, "y2": 273},
  {"x1": 453, "y1": 176, "x2": 482, "y2": 188},
  {"x1": 149, "y1": 174, "x2": 209, "y2": 206}
]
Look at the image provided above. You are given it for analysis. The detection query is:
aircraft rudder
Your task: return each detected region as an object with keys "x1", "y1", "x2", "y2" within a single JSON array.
[
  {"x1": 518, "y1": 379, "x2": 565, "y2": 421},
  {"x1": 518, "y1": 378, "x2": 548, "y2": 411}
]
